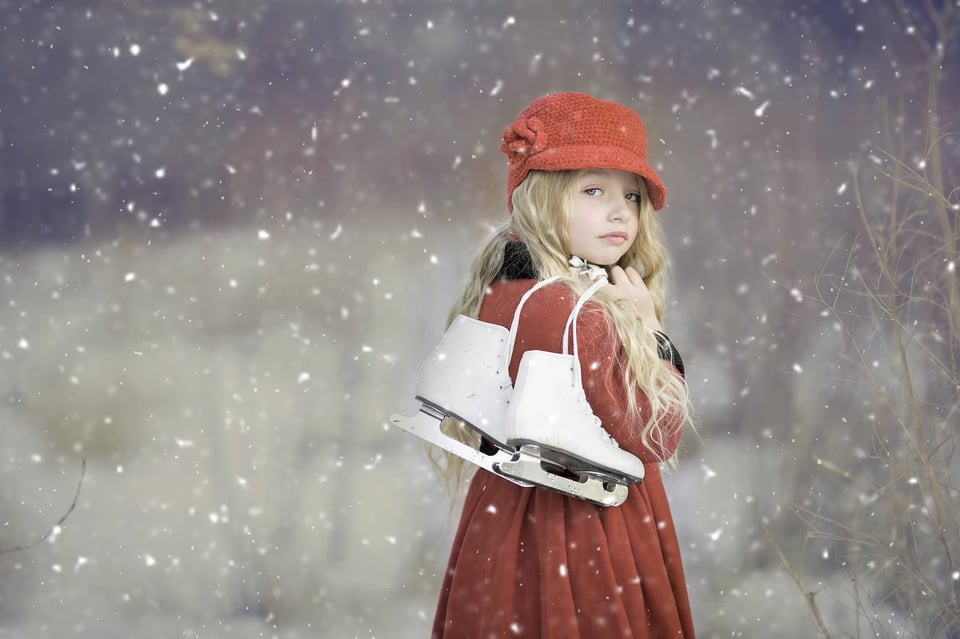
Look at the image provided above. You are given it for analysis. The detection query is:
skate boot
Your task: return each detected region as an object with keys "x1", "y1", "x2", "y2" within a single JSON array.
[
  {"x1": 495, "y1": 277, "x2": 644, "y2": 507},
  {"x1": 495, "y1": 350, "x2": 645, "y2": 506},
  {"x1": 389, "y1": 277, "x2": 562, "y2": 481},
  {"x1": 389, "y1": 314, "x2": 521, "y2": 478}
]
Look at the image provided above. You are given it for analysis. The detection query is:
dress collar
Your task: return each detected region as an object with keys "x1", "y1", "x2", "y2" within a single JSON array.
[
  {"x1": 497, "y1": 242, "x2": 608, "y2": 282},
  {"x1": 568, "y1": 255, "x2": 607, "y2": 281},
  {"x1": 497, "y1": 241, "x2": 538, "y2": 280}
]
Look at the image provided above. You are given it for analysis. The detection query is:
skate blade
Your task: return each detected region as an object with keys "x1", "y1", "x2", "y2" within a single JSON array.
[
  {"x1": 495, "y1": 446, "x2": 630, "y2": 507},
  {"x1": 415, "y1": 397, "x2": 514, "y2": 454},
  {"x1": 389, "y1": 407, "x2": 534, "y2": 488},
  {"x1": 509, "y1": 440, "x2": 644, "y2": 485}
]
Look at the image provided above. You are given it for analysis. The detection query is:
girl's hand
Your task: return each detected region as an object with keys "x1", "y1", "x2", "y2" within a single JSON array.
[{"x1": 607, "y1": 266, "x2": 662, "y2": 331}]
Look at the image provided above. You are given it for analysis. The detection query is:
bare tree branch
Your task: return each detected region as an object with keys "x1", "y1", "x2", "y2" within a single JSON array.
[{"x1": 0, "y1": 458, "x2": 86, "y2": 555}]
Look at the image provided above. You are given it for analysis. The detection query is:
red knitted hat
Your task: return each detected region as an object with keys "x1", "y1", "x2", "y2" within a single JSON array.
[{"x1": 500, "y1": 92, "x2": 666, "y2": 211}]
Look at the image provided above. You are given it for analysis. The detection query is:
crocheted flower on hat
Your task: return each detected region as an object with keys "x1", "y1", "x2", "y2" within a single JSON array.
[{"x1": 500, "y1": 117, "x2": 547, "y2": 163}]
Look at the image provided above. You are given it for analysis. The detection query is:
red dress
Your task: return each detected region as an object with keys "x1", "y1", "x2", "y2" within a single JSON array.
[{"x1": 432, "y1": 279, "x2": 695, "y2": 639}]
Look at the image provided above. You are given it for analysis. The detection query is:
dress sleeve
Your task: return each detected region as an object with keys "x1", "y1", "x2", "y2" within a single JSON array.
[
  {"x1": 653, "y1": 330, "x2": 685, "y2": 379},
  {"x1": 507, "y1": 283, "x2": 683, "y2": 464}
]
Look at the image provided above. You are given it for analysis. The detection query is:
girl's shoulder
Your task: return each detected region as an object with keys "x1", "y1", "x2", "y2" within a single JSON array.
[
  {"x1": 482, "y1": 279, "x2": 613, "y2": 356},
  {"x1": 488, "y1": 278, "x2": 578, "y2": 311},
  {"x1": 484, "y1": 278, "x2": 602, "y2": 328}
]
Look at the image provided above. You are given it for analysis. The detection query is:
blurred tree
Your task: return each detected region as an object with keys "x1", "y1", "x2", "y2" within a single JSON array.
[{"x1": 775, "y1": 1, "x2": 960, "y2": 636}]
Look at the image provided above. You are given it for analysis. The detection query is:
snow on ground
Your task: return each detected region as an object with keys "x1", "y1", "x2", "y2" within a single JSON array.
[{"x1": 0, "y1": 225, "x2": 451, "y2": 638}]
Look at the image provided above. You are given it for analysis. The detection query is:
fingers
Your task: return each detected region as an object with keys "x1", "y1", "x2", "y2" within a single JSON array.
[
  {"x1": 609, "y1": 265, "x2": 627, "y2": 285},
  {"x1": 611, "y1": 265, "x2": 644, "y2": 285},
  {"x1": 607, "y1": 268, "x2": 649, "y2": 304},
  {"x1": 624, "y1": 266, "x2": 644, "y2": 285},
  {"x1": 614, "y1": 266, "x2": 647, "y2": 289}
]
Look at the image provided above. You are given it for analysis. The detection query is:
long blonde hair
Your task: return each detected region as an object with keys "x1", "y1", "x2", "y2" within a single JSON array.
[{"x1": 434, "y1": 169, "x2": 690, "y2": 493}]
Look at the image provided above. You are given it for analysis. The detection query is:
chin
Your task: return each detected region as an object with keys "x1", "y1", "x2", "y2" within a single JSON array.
[{"x1": 593, "y1": 255, "x2": 624, "y2": 267}]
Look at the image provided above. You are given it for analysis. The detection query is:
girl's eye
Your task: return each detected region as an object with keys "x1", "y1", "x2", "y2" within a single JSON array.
[
  {"x1": 583, "y1": 187, "x2": 602, "y2": 197},
  {"x1": 626, "y1": 192, "x2": 641, "y2": 203}
]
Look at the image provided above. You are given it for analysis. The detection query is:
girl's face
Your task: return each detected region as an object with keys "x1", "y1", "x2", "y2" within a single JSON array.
[{"x1": 568, "y1": 169, "x2": 642, "y2": 266}]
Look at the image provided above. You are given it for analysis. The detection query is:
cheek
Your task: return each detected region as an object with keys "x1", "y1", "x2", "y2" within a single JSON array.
[
  {"x1": 567, "y1": 220, "x2": 590, "y2": 255},
  {"x1": 568, "y1": 212, "x2": 588, "y2": 241},
  {"x1": 567, "y1": 225, "x2": 582, "y2": 251}
]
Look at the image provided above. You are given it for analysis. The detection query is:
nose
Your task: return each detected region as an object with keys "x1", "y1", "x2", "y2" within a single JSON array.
[{"x1": 608, "y1": 199, "x2": 631, "y2": 222}]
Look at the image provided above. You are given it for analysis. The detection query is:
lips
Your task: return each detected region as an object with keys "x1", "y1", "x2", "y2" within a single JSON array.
[{"x1": 601, "y1": 232, "x2": 629, "y2": 244}]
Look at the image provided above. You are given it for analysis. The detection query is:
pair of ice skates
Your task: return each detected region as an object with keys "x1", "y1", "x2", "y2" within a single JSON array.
[{"x1": 389, "y1": 273, "x2": 645, "y2": 507}]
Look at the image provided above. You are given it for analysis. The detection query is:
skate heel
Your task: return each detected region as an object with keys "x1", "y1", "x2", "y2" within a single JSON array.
[
  {"x1": 496, "y1": 445, "x2": 629, "y2": 507},
  {"x1": 389, "y1": 405, "x2": 534, "y2": 487},
  {"x1": 509, "y1": 439, "x2": 644, "y2": 485}
]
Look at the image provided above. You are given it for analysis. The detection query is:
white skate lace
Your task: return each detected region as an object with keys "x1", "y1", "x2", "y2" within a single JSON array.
[
  {"x1": 576, "y1": 385, "x2": 618, "y2": 446},
  {"x1": 568, "y1": 256, "x2": 607, "y2": 281},
  {"x1": 563, "y1": 274, "x2": 624, "y2": 450}
]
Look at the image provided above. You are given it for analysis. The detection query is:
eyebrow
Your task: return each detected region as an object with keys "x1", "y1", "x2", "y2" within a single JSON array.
[{"x1": 578, "y1": 170, "x2": 640, "y2": 189}]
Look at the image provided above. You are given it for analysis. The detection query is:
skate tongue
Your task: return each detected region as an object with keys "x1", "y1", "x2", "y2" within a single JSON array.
[{"x1": 568, "y1": 256, "x2": 607, "y2": 281}]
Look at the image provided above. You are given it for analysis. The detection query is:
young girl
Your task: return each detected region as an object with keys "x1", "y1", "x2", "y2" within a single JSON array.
[{"x1": 432, "y1": 92, "x2": 695, "y2": 638}]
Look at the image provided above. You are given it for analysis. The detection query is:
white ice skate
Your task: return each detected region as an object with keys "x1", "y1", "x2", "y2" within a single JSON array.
[
  {"x1": 495, "y1": 277, "x2": 645, "y2": 507},
  {"x1": 389, "y1": 277, "x2": 562, "y2": 485},
  {"x1": 390, "y1": 267, "x2": 645, "y2": 506}
]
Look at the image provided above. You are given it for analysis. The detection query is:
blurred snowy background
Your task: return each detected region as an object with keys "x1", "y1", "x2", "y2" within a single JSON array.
[{"x1": 1, "y1": 1, "x2": 958, "y2": 638}]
